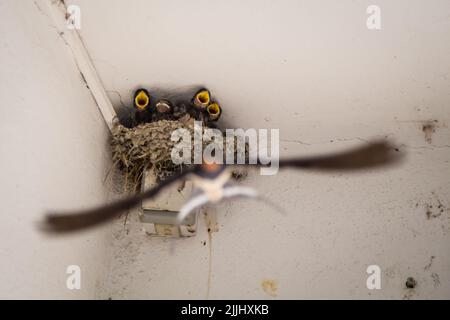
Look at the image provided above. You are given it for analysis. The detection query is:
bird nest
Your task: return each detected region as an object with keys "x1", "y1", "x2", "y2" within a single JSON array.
[
  {"x1": 110, "y1": 115, "x2": 245, "y2": 191},
  {"x1": 111, "y1": 115, "x2": 191, "y2": 189}
]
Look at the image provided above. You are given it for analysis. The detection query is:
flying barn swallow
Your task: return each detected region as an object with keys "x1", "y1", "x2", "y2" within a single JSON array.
[{"x1": 40, "y1": 141, "x2": 402, "y2": 234}]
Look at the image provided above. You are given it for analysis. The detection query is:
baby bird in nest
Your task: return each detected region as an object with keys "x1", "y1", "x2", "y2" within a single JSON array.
[
  {"x1": 131, "y1": 88, "x2": 153, "y2": 126},
  {"x1": 190, "y1": 88, "x2": 222, "y2": 125},
  {"x1": 130, "y1": 87, "x2": 222, "y2": 127},
  {"x1": 40, "y1": 140, "x2": 403, "y2": 234}
]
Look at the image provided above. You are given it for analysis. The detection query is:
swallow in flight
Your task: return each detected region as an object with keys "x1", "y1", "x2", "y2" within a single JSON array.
[{"x1": 40, "y1": 141, "x2": 402, "y2": 234}]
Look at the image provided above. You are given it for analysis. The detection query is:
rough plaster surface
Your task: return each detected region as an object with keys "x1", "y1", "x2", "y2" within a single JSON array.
[
  {"x1": 0, "y1": 0, "x2": 112, "y2": 299},
  {"x1": 1, "y1": 0, "x2": 449, "y2": 299}
]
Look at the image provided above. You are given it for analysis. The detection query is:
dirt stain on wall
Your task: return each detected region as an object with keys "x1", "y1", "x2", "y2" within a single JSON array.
[
  {"x1": 261, "y1": 279, "x2": 278, "y2": 297},
  {"x1": 231, "y1": 168, "x2": 248, "y2": 181},
  {"x1": 403, "y1": 277, "x2": 417, "y2": 300},
  {"x1": 204, "y1": 210, "x2": 219, "y2": 299},
  {"x1": 424, "y1": 255, "x2": 436, "y2": 271},
  {"x1": 425, "y1": 203, "x2": 443, "y2": 220},
  {"x1": 431, "y1": 273, "x2": 440, "y2": 287},
  {"x1": 421, "y1": 120, "x2": 439, "y2": 144},
  {"x1": 421, "y1": 192, "x2": 450, "y2": 236}
]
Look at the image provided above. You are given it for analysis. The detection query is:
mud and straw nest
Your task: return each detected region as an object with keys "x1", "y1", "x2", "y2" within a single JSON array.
[{"x1": 110, "y1": 115, "x2": 246, "y2": 191}]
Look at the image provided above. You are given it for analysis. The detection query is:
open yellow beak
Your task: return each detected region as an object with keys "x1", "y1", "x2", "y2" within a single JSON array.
[
  {"x1": 194, "y1": 89, "x2": 210, "y2": 109},
  {"x1": 134, "y1": 90, "x2": 150, "y2": 111},
  {"x1": 206, "y1": 102, "x2": 221, "y2": 121}
]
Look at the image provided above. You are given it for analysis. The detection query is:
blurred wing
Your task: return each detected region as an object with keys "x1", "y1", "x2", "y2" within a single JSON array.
[
  {"x1": 41, "y1": 168, "x2": 194, "y2": 233},
  {"x1": 277, "y1": 140, "x2": 402, "y2": 171},
  {"x1": 222, "y1": 186, "x2": 288, "y2": 215},
  {"x1": 222, "y1": 186, "x2": 258, "y2": 199},
  {"x1": 176, "y1": 186, "x2": 258, "y2": 224},
  {"x1": 176, "y1": 192, "x2": 209, "y2": 224}
]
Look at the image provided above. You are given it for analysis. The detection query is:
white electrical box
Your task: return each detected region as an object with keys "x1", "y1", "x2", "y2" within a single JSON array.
[{"x1": 139, "y1": 169, "x2": 198, "y2": 237}]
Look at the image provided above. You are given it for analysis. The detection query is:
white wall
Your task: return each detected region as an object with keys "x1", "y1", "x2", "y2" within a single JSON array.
[
  {"x1": 0, "y1": 0, "x2": 112, "y2": 299},
  {"x1": 1, "y1": 0, "x2": 449, "y2": 299},
  {"x1": 69, "y1": 0, "x2": 450, "y2": 299}
]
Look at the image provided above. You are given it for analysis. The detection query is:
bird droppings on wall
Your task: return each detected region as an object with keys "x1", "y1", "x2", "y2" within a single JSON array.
[
  {"x1": 231, "y1": 168, "x2": 248, "y2": 181},
  {"x1": 205, "y1": 210, "x2": 220, "y2": 234},
  {"x1": 421, "y1": 120, "x2": 439, "y2": 144},
  {"x1": 425, "y1": 203, "x2": 443, "y2": 220},
  {"x1": 261, "y1": 279, "x2": 278, "y2": 297},
  {"x1": 419, "y1": 192, "x2": 450, "y2": 235}
]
